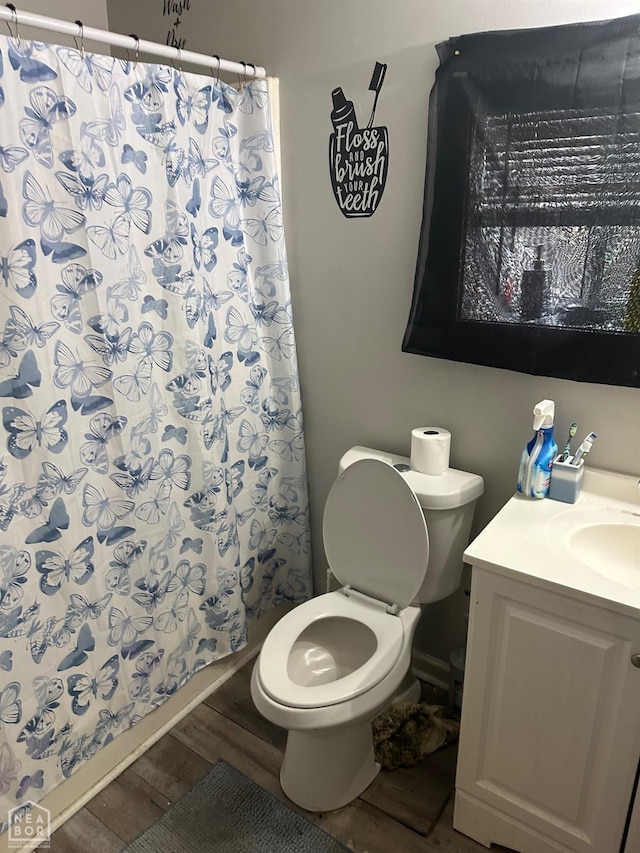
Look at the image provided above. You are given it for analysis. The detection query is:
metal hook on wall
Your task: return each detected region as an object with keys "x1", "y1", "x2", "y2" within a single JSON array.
[
  {"x1": 74, "y1": 19, "x2": 85, "y2": 56},
  {"x1": 5, "y1": 3, "x2": 19, "y2": 42},
  {"x1": 128, "y1": 33, "x2": 140, "y2": 68}
]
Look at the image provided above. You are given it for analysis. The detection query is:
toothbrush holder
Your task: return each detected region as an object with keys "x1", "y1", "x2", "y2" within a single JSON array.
[{"x1": 549, "y1": 455, "x2": 585, "y2": 503}]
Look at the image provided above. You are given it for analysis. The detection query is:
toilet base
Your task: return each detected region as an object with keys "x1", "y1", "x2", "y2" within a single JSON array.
[
  {"x1": 391, "y1": 671, "x2": 422, "y2": 705},
  {"x1": 280, "y1": 721, "x2": 380, "y2": 812}
]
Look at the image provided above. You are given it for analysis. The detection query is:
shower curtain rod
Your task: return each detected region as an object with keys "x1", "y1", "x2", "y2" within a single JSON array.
[{"x1": 0, "y1": 4, "x2": 266, "y2": 79}]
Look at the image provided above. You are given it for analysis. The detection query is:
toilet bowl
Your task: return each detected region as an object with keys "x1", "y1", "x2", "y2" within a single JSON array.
[{"x1": 251, "y1": 446, "x2": 483, "y2": 812}]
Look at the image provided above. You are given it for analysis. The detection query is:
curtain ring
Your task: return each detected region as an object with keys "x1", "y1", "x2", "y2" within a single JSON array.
[
  {"x1": 247, "y1": 62, "x2": 256, "y2": 82},
  {"x1": 5, "y1": 4, "x2": 19, "y2": 43},
  {"x1": 237, "y1": 61, "x2": 247, "y2": 88},
  {"x1": 173, "y1": 45, "x2": 183, "y2": 72},
  {"x1": 211, "y1": 54, "x2": 221, "y2": 85},
  {"x1": 128, "y1": 33, "x2": 140, "y2": 68},
  {"x1": 74, "y1": 19, "x2": 85, "y2": 57}
]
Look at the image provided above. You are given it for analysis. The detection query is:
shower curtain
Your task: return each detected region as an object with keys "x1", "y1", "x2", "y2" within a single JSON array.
[{"x1": 0, "y1": 37, "x2": 311, "y2": 829}]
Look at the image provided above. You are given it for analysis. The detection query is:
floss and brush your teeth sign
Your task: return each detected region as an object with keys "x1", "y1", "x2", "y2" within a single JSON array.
[{"x1": 329, "y1": 62, "x2": 389, "y2": 217}]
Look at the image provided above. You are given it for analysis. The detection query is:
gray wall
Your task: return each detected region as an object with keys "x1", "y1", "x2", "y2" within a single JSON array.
[{"x1": 105, "y1": 0, "x2": 640, "y2": 663}]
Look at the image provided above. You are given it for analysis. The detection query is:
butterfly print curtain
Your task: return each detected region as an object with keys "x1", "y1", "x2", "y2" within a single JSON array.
[{"x1": 0, "y1": 37, "x2": 311, "y2": 828}]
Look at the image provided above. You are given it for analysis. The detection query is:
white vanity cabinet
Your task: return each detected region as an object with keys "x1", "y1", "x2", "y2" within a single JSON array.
[{"x1": 454, "y1": 566, "x2": 640, "y2": 853}]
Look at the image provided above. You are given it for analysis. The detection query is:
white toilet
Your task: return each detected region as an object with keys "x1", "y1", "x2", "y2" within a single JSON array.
[{"x1": 251, "y1": 445, "x2": 483, "y2": 812}]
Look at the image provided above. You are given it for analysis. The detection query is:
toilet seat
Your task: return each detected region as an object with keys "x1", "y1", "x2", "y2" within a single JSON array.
[
  {"x1": 257, "y1": 460, "x2": 430, "y2": 712},
  {"x1": 257, "y1": 591, "x2": 404, "y2": 709}
]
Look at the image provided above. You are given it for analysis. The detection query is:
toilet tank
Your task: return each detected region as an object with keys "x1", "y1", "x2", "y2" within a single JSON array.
[{"x1": 338, "y1": 446, "x2": 484, "y2": 605}]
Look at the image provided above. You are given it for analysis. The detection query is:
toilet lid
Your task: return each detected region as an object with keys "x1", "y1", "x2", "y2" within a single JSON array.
[{"x1": 323, "y1": 459, "x2": 429, "y2": 609}]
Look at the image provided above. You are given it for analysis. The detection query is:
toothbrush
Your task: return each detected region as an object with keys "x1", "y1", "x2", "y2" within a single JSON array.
[
  {"x1": 561, "y1": 423, "x2": 578, "y2": 462},
  {"x1": 366, "y1": 61, "x2": 387, "y2": 129},
  {"x1": 572, "y1": 432, "x2": 597, "y2": 465}
]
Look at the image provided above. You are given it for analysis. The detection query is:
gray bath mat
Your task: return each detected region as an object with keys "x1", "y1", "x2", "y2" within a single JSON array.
[{"x1": 123, "y1": 759, "x2": 349, "y2": 852}]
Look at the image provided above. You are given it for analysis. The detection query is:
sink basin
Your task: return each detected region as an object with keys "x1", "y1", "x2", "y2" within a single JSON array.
[
  {"x1": 547, "y1": 507, "x2": 640, "y2": 591},
  {"x1": 569, "y1": 522, "x2": 640, "y2": 590}
]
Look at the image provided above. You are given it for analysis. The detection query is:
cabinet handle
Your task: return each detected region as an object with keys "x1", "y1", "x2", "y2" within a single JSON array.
[{"x1": 632, "y1": 654, "x2": 640, "y2": 668}]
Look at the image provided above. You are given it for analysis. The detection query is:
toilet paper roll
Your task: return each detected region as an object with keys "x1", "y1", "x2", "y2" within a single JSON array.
[{"x1": 410, "y1": 427, "x2": 451, "y2": 476}]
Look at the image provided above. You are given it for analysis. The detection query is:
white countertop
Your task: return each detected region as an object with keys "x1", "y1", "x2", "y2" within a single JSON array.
[{"x1": 464, "y1": 467, "x2": 640, "y2": 617}]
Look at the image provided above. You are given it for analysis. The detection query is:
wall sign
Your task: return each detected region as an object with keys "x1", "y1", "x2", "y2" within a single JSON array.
[
  {"x1": 329, "y1": 62, "x2": 389, "y2": 218},
  {"x1": 163, "y1": 0, "x2": 191, "y2": 50}
]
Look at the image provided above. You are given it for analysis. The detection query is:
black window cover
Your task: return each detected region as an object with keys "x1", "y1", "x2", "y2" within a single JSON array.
[{"x1": 403, "y1": 14, "x2": 640, "y2": 387}]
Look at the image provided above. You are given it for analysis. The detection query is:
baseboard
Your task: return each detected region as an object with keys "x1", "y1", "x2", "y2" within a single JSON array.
[
  {"x1": 453, "y1": 790, "x2": 570, "y2": 853},
  {"x1": 0, "y1": 603, "x2": 291, "y2": 853},
  {"x1": 411, "y1": 649, "x2": 449, "y2": 692}
]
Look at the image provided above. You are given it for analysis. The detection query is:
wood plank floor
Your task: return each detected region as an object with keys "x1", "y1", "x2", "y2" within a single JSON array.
[{"x1": 50, "y1": 661, "x2": 511, "y2": 852}]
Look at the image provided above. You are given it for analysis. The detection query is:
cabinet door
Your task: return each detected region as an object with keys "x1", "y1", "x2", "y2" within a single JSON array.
[{"x1": 455, "y1": 569, "x2": 640, "y2": 853}]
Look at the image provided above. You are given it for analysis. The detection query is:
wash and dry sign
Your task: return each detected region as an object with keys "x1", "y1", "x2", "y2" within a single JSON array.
[
  {"x1": 8, "y1": 802, "x2": 51, "y2": 849},
  {"x1": 163, "y1": 0, "x2": 191, "y2": 50}
]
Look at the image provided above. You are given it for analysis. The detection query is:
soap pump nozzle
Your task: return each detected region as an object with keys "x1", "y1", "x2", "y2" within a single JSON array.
[
  {"x1": 532, "y1": 399, "x2": 555, "y2": 431},
  {"x1": 533, "y1": 244, "x2": 544, "y2": 269}
]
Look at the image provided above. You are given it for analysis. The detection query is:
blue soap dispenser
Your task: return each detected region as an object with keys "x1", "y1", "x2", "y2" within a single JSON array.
[{"x1": 517, "y1": 399, "x2": 558, "y2": 499}]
